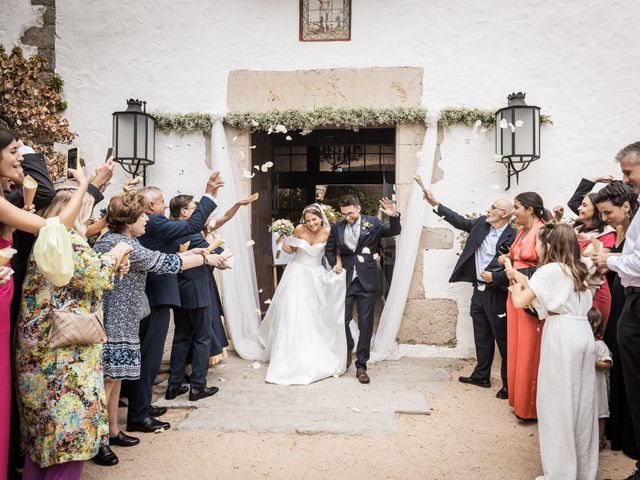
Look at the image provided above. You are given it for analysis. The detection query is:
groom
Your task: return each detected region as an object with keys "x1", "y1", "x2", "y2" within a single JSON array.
[{"x1": 326, "y1": 194, "x2": 401, "y2": 384}]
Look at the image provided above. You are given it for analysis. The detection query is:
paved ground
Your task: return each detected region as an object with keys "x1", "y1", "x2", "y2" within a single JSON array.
[{"x1": 82, "y1": 355, "x2": 637, "y2": 480}]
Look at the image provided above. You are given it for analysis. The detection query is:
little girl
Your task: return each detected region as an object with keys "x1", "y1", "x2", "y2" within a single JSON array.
[
  {"x1": 509, "y1": 222, "x2": 598, "y2": 480},
  {"x1": 587, "y1": 307, "x2": 613, "y2": 450}
]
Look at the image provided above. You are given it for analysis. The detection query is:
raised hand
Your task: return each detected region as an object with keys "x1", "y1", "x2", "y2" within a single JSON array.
[
  {"x1": 90, "y1": 158, "x2": 114, "y2": 191},
  {"x1": 422, "y1": 188, "x2": 439, "y2": 207},
  {"x1": 379, "y1": 197, "x2": 398, "y2": 217},
  {"x1": 591, "y1": 175, "x2": 614, "y2": 184},
  {"x1": 123, "y1": 176, "x2": 143, "y2": 192},
  {"x1": 552, "y1": 205, "x2": 564, "y2": 222},
  {"x1": 205, "y1": 171, "x2": 225, "y2": 197},
  {"x1": 67, "y1": 163, "x2": 88, "y2": 186}
]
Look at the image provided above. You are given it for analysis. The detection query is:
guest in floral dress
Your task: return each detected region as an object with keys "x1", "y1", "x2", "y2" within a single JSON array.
[
  {"x1": 14, "y1": 188, "x2": 131, "y2": 480},
  {"x1": 92, "y1": 192, "x2": 228, "y2": 466}
]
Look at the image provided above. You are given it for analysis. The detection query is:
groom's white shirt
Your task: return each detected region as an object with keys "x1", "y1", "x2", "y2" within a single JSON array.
[{"x1": 345, "y1": 216, "x2": 361, "y2": 282}]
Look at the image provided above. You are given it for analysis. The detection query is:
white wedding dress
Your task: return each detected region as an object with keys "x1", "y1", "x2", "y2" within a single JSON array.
[{"x1": 259, "y1": 237, "x2": 347, "y2": 385}]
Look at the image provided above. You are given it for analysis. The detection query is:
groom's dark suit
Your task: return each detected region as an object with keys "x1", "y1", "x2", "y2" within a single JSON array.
[{"x1": 326, "y1": 214, "x2": 401, "y2": 371}]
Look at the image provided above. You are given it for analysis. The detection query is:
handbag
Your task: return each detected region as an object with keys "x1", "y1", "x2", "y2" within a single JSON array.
[
  {"x1": 140, "y1": 292, "x2": 151, "y2": 319},
  {"x1": 517, "y1": 266, "x2": 539, "y2": 318},
  {"x1": 49, "y1": 307, "x2": 107, "y2": 348}
]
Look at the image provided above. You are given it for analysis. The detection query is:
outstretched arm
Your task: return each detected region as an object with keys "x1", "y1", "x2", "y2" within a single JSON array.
[{"x1": 212, "y1": 198, "x2": 251, "y2": 231}]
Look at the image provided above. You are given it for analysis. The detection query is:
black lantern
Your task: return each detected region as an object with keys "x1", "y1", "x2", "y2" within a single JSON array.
[
  {"x1": 495, "y1": 92, "x2": 541, "y2": 189},
  {"x1": 112, "y1": 99, "x2": 155, "y2": 185}
]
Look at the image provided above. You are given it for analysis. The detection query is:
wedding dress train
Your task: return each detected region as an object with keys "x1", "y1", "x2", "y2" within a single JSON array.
[{"x1": 259, "y1": 237, "x2": 347, "y2": 385}]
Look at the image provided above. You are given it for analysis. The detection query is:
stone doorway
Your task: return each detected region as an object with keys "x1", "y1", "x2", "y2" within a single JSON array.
[{"x1": 250, "y1": 128, "x2": 397, "y2": 306}]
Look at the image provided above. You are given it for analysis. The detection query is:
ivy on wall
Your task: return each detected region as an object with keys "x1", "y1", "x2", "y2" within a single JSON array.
[{"x1": 0, "y1": 45, "x2": 74, "y2": 179}]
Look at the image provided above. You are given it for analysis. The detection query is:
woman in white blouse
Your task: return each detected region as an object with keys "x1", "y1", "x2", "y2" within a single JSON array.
[{"x1": 509, "y1": 222, "x2": 598, "y2": 480}]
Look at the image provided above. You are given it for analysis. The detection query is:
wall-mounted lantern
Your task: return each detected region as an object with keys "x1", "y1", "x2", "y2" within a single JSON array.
[
  {"x1": 495, "y1": 92, "x2": 540, "y2": 189},
  {"x1": 112, "y1": 99, "x2": 155, "y2": 185}
]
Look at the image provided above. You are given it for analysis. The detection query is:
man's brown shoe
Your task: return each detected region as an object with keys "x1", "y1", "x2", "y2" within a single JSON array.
[
  {"x1": 346, "y1": 351, "x2": 353, "y2": 370},
  {"x1": 356, "y1": 368, "x2": 370, "y2": 384}
]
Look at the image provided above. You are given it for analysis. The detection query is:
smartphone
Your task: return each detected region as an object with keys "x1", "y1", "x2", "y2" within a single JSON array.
[
  {"x1": 105, "y1": 147, "x2": 113, "y2": 162},
  {"x1": 67, "y1": 147, "x2": 79, "y2": 170}
]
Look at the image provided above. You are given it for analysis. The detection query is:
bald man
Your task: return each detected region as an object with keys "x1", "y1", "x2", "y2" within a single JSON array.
[{"x1": 424, "y1": 190, "x2": 516, "y2": 399}]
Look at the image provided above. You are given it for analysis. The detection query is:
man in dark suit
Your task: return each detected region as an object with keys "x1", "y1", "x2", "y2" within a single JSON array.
[
  {"x1": 325, "y1": 194, "x2": 401, "y2": 384},
  {"x1": 423, "y1": 189, "x2": 515, "y2": 399},
  {"x1": 165, "y1": 195, "x2": 226, "y2": 402},
  {"x1": 125, "y1": 171, "x2": 224, "y2": 433}
]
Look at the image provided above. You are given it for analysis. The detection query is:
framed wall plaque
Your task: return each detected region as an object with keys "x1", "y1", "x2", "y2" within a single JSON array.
[{"x1": 299, "y1": 0, "x2": 351, "y2": 42}]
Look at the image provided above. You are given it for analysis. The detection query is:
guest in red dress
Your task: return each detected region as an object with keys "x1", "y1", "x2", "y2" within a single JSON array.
[{"x1": 502, "y1": 192, "x2": 551, "y2": 421}]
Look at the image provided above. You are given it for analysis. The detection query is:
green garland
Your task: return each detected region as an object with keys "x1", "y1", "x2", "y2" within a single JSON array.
[
  {"x1": 151, "y1": 106, "x2": 552, "y2": 134},
  {"x1": 440, "y1": 107, "x2": 552, "y2": 128}
]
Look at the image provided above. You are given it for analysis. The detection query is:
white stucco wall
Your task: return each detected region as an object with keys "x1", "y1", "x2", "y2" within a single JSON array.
[
  {"x1": 0, "y1": 0, "x2": 44, "y2": 57},
  {"x1": 3, "y1": 0, "x2": 640, "y2": 357}
]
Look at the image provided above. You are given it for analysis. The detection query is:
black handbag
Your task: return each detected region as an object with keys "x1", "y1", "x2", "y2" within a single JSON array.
[{"x1": 517, "y1": 266, "x2": 539, "y2": 318}]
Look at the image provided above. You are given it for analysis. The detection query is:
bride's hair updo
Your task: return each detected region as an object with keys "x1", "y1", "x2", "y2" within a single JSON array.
[{"x1": 300, "y1": 203, "x2": 325, "y2": 224}]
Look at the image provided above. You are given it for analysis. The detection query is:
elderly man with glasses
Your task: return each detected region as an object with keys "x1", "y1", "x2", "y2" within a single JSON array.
[{"x1": 423, "y1": 189, "x2": 515, "y2": 399}]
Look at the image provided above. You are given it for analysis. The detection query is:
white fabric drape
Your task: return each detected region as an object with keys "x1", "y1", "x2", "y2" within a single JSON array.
[
  {"x1": 370, "y1": 112, "x2": 440, "y2": 362},
  {"x1": 211, "y1": 119, "x2": 264, "y2": 360}
]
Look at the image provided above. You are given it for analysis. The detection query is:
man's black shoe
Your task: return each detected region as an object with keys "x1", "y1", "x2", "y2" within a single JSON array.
[
  {"x1": 189, "y1": 386, "x2": 219, "y2": 401},
  {"x1": 126, "y1": 416, "x2": 170, "y2": 433},
  {"x1": 109, "y1": 431, "x2": 140, "y2": 447},
  {"x1": 496, "y1": 386, "x2": 508, "y2": 399},
  {"x1": 624, "y1": 469, "x2": 640, "y2": 480},
  {"x1": 165, "y1": 385, "x2": 189, "y2": 400},
  {"x1": 458, "y1": 375, "x2": 491, "y2": 388},
  {"x1": 148, "y1": 405, "x2": 167, "y2": 417},
  {"x1": 93, "y1": 445, "x2": 119, "y2": 466}
]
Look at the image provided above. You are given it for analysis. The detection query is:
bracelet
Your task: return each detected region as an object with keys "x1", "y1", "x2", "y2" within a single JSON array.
[{"x1": 200, "y1": 252, "x2": 208, "y2": 266}]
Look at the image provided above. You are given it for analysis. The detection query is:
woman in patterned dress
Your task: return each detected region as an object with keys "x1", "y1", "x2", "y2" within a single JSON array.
[
  {"x1": 0, "y1": 127, "x2": 98, "y2": 479},
  {"x1": 92, "y1": 192, "x2": 227, "y2": 466},
  {"x1": 14, "y1": 188, "x2": 131, "y2": 479}
]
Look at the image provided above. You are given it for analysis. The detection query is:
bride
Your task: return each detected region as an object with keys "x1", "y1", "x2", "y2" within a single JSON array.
[{"x1": 259, "y1": 204, "x2": 347, "y2": 385}]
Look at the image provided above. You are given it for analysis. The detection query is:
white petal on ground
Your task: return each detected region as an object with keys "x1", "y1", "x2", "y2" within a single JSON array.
[
  {"x1": 252, "y1": 361, "x2": 261, "y2": 370},
  {"x1": 515, "y1": 120, "x2": 524, "y2": 127},
  {"x1": 352, "y1": 407, "x2": 361, "y2": 413},
  {"x1": 218, "y1": 378, "x2": 226, "y2": 382},
  {"x1": 285, "y1": 135, "x2": 292, "y2": 141},
  {"x1": 499, "y1": 119, "x2": 508, "y2": 129},
  {"x1": 362, "y1": 247, "x2": 370, "y2": 254},
  {"x1": 371, "y1": 409, "x2": 379, "y2": 413},
  {"x1": 357, "y1": 255, "x2": 365, "y2": 263},
  {"x1": 246, "y1": 240, "x2": 255, "y2": 247}
]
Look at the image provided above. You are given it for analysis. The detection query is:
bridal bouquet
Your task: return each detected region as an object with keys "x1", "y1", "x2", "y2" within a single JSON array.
[{"x1": 269, "y1": 219, "x2": 295, "y2": 258}]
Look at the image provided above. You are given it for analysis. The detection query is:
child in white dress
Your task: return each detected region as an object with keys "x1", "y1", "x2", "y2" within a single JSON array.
[
  {"x1": 587, "y1": 307, "x2": 613, "y2": 450},
  {"x1": 509, "y1": 223, "x2": 598, "y2": 480}
]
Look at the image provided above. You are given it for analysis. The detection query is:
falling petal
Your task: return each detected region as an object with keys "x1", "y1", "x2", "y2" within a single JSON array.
[
  {"x1": 352, "y1": 407, "x2": 361, "y2": 413},
  {"x1": 362, "y1": 247, "x2": 370, "y2": 254},
  {"x1": 252, "y1": 361, "x2": 261, "y2": 370},
  {"x1": 489, "y1": 184, "x2": 501, "y2": 190},
  {"x1": 166, "y1": 144, "x2": 174, "y2": 150},
  {"x1": 493, "y1": 154, "x2": 504, "y2": 162},
  {"x1": 508, "y1": 122, "x2": 516, "y2": 133},
  {"x1": 246, "y1": 240, "x2": 255, "y2": 247},
  {"x1": 254, "y1": 308, "x2": 262, "y2": 315},
  {"x1": 264, "y1": 299, "x2": 271, "y2": 304},
  {"x1": 218, "y1": 378, "x2": 226, "y2": 382},
  {"x1": 499, "y1": 119, "x2": 508, "y2": 129},
  {"x1": 250, "y1": 145, "x2": 257, "y2": 149},
  {"x1": 252, "y1": 165, "x2": 259, "y2": 170},
  {"x1": 250, "y1": 119, "x2": 259, "y2": 127},
  {"x1": 373, "y1": 253, "x2": 380, "y2": 261},
  {"x1": 480, "y1": 128, "x2": 488, "y2": 133},
  {"x1": 258, "y1": 289, "x2": 263, "y2": 293},
  {"x1": 472, "y1": 119, "x2": 482, "y2": 135},
  {"x1": 515, "y1": 120, "x2": 524, "y2": 127},
  {"x1": 371, "y1": 409, "x2": 379, "y2": 413},
  {"x1": 267, "y1": 126, "x2": 273, "y2": 135},
  {"x1": 242, "y1": 169, "x2": 255, "y2": 179},
  {"x1": 357, "y1": 255, "x2": 365, "y2": 263},
  {"x1": 265, "y1": 161, "x2": 274, "y2": 168},
  {"x1": 232, "y1": 136, "x2": 238, "y2": 141},
  {"x1": 285, "y1": 135, "x2": 292, "y2": 141},
  {"x1": 275, "y1": 124, "x2": 287, "y2": 134},
  {"x1": 261, "y1": 164, "x2": 269, "y2": 172}
]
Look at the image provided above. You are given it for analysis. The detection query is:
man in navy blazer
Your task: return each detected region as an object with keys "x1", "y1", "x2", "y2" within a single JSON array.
[
  {"x1": 325, "y1": 194, "x2": 401, "y2": 384},
  {"x1": 165, "y1": 195, "x2": 226, "y2": 402},
  {"x1": 125, "y1": 172, "x2": 224, "y2": 433},
  {"x1": 424, "y1": 189, "x2": 515, "y2": 399}
]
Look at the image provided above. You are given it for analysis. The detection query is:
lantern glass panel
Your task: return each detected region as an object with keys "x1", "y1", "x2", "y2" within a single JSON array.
[
  {"x1": 136, "y1": 114, "x2": 147, "y2": 159},
  {"x1": 117, "y1": 114, "x2": 135, "y2": 159},
  {"x1": 500, "y1": 112, "x2": 513, "y2": 157},
  {"x1": 147, "y1": 120, "x2": 155, "y2": 161},
  {"x1": 513, "y1": 108, "x2": 534, "y2": 158}
]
